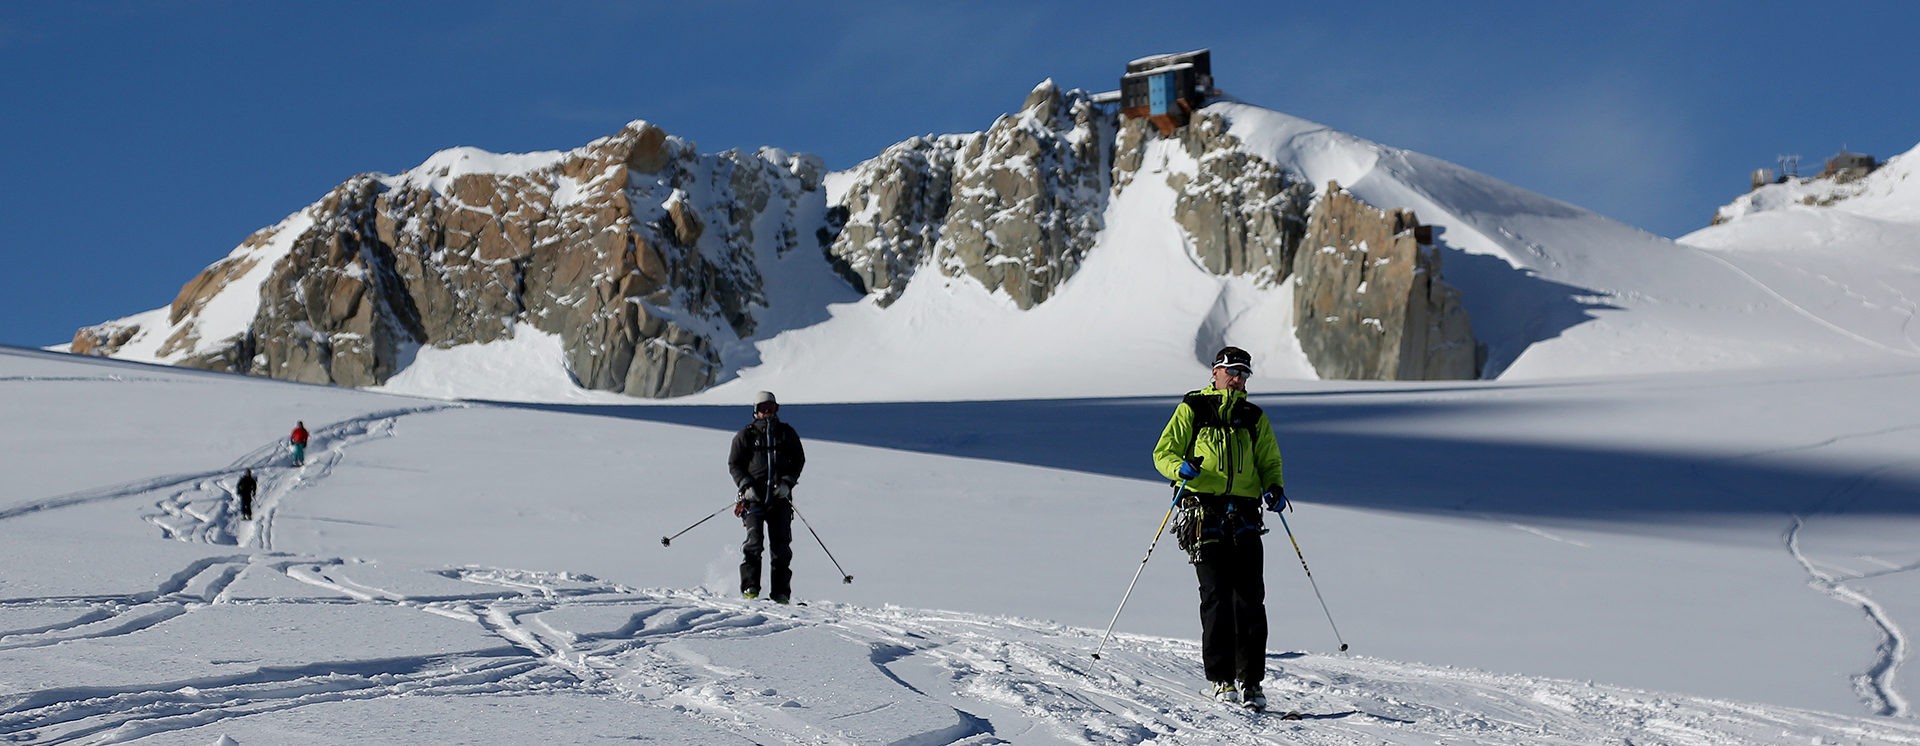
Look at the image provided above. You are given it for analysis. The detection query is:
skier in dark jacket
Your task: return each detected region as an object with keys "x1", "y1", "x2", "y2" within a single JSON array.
[
  {"x1": 236, "y1": 468, "x2": 258, "y2": 520},
  {"x1": 1151, "y1": 346, "x2": 1288, "y2": 711},
  {"x1": 727, "y1": 391, "x2": 806, "y2": 602}
]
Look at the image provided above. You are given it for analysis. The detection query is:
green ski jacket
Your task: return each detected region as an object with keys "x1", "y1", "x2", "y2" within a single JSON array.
[{"x1": 1151, "y1": 386, "x2": 1285, "y2": 498}]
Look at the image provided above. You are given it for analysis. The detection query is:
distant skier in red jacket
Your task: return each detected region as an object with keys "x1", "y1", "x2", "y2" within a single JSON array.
[{"x1": 291, "y1": 421, "x2": 309, "y2": 466}]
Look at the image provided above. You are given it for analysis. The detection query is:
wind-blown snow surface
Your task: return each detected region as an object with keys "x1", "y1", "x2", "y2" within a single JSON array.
[{"x1": 5, "y1": 346, "x2": 1920, "y2": 744}]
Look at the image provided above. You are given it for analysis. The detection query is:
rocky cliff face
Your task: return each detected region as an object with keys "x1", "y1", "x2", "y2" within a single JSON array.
[
  {"x1": 75, "y1": 122, "x2": 828, "y2": 397},
  {"x1": 1116, "y1": 113, "x2": 1313, "y2": 282},
  {"x1": 1292, "y1": 184, "x2": 1480, "y2": 380},
  {"x1": 826, "y1": 80, "x2": 1112, "y2": 308},
  {"x1": 1112, "y1": 112, "x2": 1474, "y2": 380},
  {"x1": 76, "y1": 86, "x2": 1485, "y2": 393}
]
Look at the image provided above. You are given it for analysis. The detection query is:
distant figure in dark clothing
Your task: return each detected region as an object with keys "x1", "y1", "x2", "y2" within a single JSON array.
[
  {"x1": 727, "y1": 391, "x2": 806, "y2": 602},
  {"x1": 290, "y1": 421, "x2": 309, "y2": 466},
  {"x1": 236, "y1": 468, "x2": 257, "y2": 520}
]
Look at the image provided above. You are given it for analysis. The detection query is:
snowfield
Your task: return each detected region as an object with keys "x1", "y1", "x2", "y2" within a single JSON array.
[
  {"x1": 4, "y1": 346, "x2": 1920, "y2": 744},
  {"x1": 20, "y1": 97, "x2": 1920, "y2": 742}
]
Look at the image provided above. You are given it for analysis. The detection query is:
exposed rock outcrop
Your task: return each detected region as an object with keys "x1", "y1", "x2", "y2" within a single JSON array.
[
  {"x1": 76, "y1": 84, "x2": 1487, "y2": 392},
  {"x1": 69, "y1": 322, "x2": 139, "y2": 357},
  {"x1": 79, "y1": 122, "x2": 828, "y2": 398},
  {"x1": 826, "y1": 80, "x2": 1113, "y2": 307},
  {"x1": 1113, "y1": 113, "x2": 1312, "y2": 282},
  {"x1": 820, "y1": 136, "x2": 959, "y2": 304},
  {"x1": 1292, "y1": 183, "x2": 1480, "y2": 380}
]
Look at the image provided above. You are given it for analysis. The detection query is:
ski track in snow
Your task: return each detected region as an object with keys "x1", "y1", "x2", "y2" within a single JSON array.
[
  {"x1": 5, "y1": 562, "x2": 1920, "y2": 745},
  {"x1": 5, "y1": 407, "x2": 1920, "y2": 742},
  {"x1": 136, "y1": 405, "x2": 454, "y2": 550},
  {"x1": 1684, "y1": 421, "x2": 1920, "y2": 721},
  {"x1": 1789, "y1": 511, "x2": 1912, "y2": 718},
  {"x1": 1698, "y1": 250, "x2": 1920, "y2": 359},
  {"x1": 1793, "y1": 458, "x2": 1917, "y2": 718}
]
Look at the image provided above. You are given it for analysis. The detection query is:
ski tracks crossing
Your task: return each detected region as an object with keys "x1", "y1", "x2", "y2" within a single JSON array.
[{"x1": 7, "y1": 555, "x2": 1920, "y2": 743}]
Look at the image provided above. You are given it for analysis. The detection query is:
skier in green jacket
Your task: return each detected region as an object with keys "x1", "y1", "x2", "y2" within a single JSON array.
[{"x1": 1151, "y1": 345, "x2": 1288, "y2": 711}]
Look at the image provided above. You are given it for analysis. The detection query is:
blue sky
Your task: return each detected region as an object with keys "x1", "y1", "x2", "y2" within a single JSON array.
[{"x1": 3, "y1": 1, "x2": 1916, "y2": 347}]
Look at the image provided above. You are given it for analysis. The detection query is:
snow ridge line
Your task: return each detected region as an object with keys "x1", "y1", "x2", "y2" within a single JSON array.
[{"x1": 1786, "y1": 515, "x2": 1911, "y2": 717}]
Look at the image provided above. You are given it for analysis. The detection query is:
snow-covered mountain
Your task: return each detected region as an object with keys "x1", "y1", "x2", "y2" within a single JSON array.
[
  {"x1": 21, "y1": 70, "x2": 1920, "y2": 743},
  {"x1": 15, "y1": 104, "x2": 1920, "y2": 743},
  {"x1": 70, "y1": 83, "x2": 1918, "y2": 404}
]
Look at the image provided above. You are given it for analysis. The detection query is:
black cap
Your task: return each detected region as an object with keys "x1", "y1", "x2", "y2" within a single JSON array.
[{"x1": 1212, "y1": 346, "x2": 1252, "y2": 372}]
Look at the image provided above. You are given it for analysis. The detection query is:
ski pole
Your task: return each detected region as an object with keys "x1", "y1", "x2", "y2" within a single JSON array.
[
  {"x1": 793, "y1": 505, "x2": 854, "y2": 584},
  {"x1": 660, "y1": 500, "x2": 738, "y2": 547},
  {"x1": 1092, "y1": 473, "x2": 1194, "y2": 660},
  {"x1": 1274, "y1": 508, "x2": 1349, "y2": 652}
]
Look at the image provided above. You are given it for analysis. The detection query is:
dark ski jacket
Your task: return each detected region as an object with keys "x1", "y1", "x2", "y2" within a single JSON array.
[
  {"x1": 237, "y1": 473, "x2": 257, "y2": 499},
  {"x1": 728, "y1": 418, "x2": 805, "y2": 496}
]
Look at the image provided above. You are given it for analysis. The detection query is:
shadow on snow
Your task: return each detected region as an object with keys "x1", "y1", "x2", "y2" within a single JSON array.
[{"x1": 485, "y1": 387, "x2": 1920, "y2": 521}]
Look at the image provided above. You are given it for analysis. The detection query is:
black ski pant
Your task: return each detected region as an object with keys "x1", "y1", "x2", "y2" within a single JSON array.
[
  {"x1": 1194, "y1": 534, "x2": 1267, "y2": 686},
  {"x1": 741, "y1": 499, "x2": 793, "y2": 600}
]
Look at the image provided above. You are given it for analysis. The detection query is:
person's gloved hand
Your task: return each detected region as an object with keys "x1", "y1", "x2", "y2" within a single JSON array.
[
  {"x1": 1262, "y1": 485, "x2": 1288, "y2": 513},
  {"x1": 1177, "y1": 460, "x2": 1202, "y2": 481},
  {"x1": 772, "y1": 481, "x2": 793, "y2": 502}
]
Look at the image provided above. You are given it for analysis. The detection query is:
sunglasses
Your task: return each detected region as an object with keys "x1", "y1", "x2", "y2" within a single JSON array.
[
  {"x1": 1219, "y1": 367, "x2": 1251, "y2": 380},
  {"x1": 755, "y1": 402, "x2": 779, "y2": 414}
]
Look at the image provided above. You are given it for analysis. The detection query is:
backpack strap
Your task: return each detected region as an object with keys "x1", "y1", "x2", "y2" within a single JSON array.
[
  {"x1": 1179, "y1": 391, "x2": 1213, "y2": 465},
  {"x1": 1180, "y1": 391, "x2": 1266, "y2": 462}
]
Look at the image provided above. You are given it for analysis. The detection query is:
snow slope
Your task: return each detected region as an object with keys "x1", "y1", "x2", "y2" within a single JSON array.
[
  {"x1": 5, "y1": 346, "x2": 1920, "y2": 743},
  {"x1": 1679, "y1": 143, "x2": 1920, "y2": 360},
  {"x1": 1215, "y1": 104, "x2": 1920, "y2": 380}
]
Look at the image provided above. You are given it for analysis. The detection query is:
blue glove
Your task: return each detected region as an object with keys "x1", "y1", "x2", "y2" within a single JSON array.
[
  {"x1": 1262, "y1": 485, "x2": 1288, "y2": 513},
  {"x1": 1176, "y1": 460, "x2": 1201, "y2": 481}
]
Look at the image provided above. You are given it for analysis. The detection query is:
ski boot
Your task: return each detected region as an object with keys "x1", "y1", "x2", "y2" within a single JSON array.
[{"x1": 1241, "y1": 682, "x2": 1267, "y2": 711}]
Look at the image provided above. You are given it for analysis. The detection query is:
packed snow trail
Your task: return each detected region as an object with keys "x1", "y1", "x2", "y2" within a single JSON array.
[{"x1": 139, "y1": 406, "x2": 452, "y2": 549}]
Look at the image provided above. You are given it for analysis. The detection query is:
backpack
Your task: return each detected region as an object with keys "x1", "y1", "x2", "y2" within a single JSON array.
[{"x1": 1166, "y1": 391, "x2": 1267, "y2": 561}]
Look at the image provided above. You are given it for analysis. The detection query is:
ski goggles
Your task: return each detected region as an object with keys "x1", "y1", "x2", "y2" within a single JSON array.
[
  {"x1": 755, "y1": 402, "x2": 780, "y2": 414},
  {"x1": 1217, "y1": 366, "x2": 1251, "y2": 380}
]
